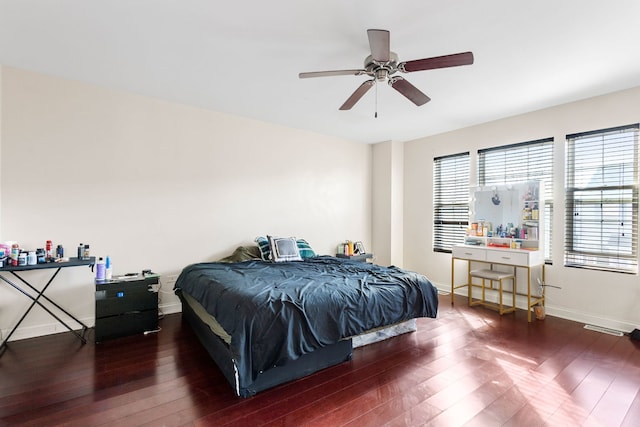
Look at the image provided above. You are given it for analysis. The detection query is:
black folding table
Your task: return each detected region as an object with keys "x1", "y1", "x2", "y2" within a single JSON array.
[{"x1": 0, "y1": 257, "x2": 95, "y2": 355}]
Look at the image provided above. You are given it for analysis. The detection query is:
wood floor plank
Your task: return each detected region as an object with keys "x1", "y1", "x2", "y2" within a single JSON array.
[
  {"x1": 621, "y1": 388, "x2": 640, "y2": 427},
  {"x1": 1, "y1": 294, "x2": 639, "y2": 426}
]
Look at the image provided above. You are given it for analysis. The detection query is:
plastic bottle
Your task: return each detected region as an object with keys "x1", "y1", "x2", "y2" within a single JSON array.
[
  {"x1": 96, "y1": 257, "x2": 106, "y2": 280},
  {"x1": 56, "y1": 245, "x2": 64, "y2": 259},
  {"x1": 77, "y1": 243, "x2": 84, "y2": 259},
  {"x1": 36, "y1": 248, "x2": 46, "y2": 263},
  {"x1": 83, "y1": 244, "x2": 90, "y2": 260},
  {"x1": 18, "y1": 251, "x2": 27, "y2": 266},
  {"x1": 105, "y1": 256, "x2": 112, "y2": 280},
  {"x1": 10, "y1": 244, "x2": 20, "y2": 262},
  {"x1": 27, "y1": 251, "x2": 37, "y2": 265},
  {"x1": 46, "y1": 240, "x2": 53, "y2": 260}
]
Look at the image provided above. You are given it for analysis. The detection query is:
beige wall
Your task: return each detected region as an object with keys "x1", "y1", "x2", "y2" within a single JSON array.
[
  {"x1": 404, "y1": 85, "x2": 640, "y2": 332},
  {"x1": 0, "y1": 66, "x2": 372, "y2": 340},
  {"x1": 0, "y1": 66, "x2": 2, "y2": 240},
  {"x1": 3, "y1": 63, "x2": 639, "y2": 340},
  {"x1": 372, "y1": 140, "x2": 403, "y2": 266}
]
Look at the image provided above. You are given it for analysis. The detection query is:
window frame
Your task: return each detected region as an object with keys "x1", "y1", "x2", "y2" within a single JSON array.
[
  {"x1": 433, "y1": 152, "x2": 470, "y2": 253},
  {"x1": 564, "y1": 124, "x2": 639, "y2": 274},
  {"x1": 477, "y1": 138, "x2": 554, "y2": 262}
]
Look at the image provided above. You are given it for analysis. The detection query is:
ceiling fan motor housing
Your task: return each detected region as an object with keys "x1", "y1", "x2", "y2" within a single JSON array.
[{"x1": 365, "y1": 52, "x2": 399, "y2": 82}]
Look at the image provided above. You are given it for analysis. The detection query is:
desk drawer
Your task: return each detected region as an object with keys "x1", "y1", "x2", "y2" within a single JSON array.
[
  {"x1": 452, "y1": 246, "x2": 487, "y2": 261},
  {"x1": 486, "y1": 250, "x2": 529, "y2": 266}
]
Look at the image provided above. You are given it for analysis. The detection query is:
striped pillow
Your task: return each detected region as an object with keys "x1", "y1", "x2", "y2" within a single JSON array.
[
  {"x1": 255, "y1": 236, "x2": 271, "y2": 261},
  {"x1": 296, "y1": 239, "x2": 316, "y2": 258}
]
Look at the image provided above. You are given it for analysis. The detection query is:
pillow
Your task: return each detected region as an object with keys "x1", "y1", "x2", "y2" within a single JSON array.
[
  {"x1": 255, "y1": 236, "x2": 271, "y2": 261},
  {"x1": 255, "y1": 236, "x2": 316, "y2": 260},
  {"x1": 296, "y1": 238, "x2": 316, "y2": 259},
  {"x1": 217, "y1": 246, "x2": 262, "y2": 263},
  {"x1": 268, "y1": 236, "x2": 302, "y2": 262}
]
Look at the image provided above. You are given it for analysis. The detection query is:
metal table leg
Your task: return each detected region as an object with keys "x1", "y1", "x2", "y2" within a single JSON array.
[{"x1": 0, "y1": 268, "x2": 88, "y2": 353}]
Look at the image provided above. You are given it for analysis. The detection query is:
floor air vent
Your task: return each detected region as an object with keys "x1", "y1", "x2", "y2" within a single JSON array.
[{"x1": 583, "y1": 324, "x2": 624, "y2": 336}]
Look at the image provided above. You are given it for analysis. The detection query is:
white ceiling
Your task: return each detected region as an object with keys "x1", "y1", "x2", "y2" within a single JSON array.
[{"x1": 1, "y1": 1, "x2": 640, "y2": 144}]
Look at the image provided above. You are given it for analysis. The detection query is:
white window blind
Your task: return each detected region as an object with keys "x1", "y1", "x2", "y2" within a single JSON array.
[
  {"x1": 565, "y1": 124, "x2": 639, "y2": 273},
  {"x1": 478, "y1": 138, "x2": 554, "y2": 261},
  {"x1": 433, "y1": 152, "x2": 470, "y2": 252}
]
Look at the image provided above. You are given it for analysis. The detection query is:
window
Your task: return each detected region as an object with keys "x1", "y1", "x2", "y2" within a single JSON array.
[
  {"x1": 478, "y1": 138, "x2": 554, "y2": 261},
  {"x1": 433, "y1": 152, "x2": 470, "y2": 252},
  {"x1": 565, "y1": 124, "x2": 639, "y2": 273}
]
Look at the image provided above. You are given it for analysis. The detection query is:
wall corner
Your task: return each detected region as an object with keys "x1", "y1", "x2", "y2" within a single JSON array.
[{"x1": 371, "y1": 140, "x2": 404, "y2": 267}]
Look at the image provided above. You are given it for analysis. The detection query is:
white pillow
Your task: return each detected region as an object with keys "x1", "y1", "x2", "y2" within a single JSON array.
[{"x1": 268, "y1": 236, "x2": 302, "y2": 262}]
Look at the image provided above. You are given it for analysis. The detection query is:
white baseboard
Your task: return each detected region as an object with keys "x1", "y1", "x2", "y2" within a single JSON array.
[
  {"x1": 6, "y1": 283, "x2": 632, "y2": 343},
  {"x1": 2, "y1": 302, "x2": 184, "y2": 344},
  {"x1": 545, "y1": 306, "x2": 635, "y2": 334},
  {"x1": 2, "y1": 316, "x2": 94, "y2": 343},
  {"x1": 437, "y1": 282, "x2": 636, "y2": 334},
  {"x1": 159, "y1": 301, "x2": 182, "y2": 315}
]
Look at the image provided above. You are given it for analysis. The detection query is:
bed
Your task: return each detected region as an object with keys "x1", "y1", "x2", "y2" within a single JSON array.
[{"x1": 174, "y1": 243, "x2": 439, "y2": 397}]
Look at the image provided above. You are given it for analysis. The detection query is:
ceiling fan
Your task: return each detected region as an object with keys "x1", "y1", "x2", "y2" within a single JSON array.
[{"x1": 299, "y1": 29, "x2": 474, "y2": 111}]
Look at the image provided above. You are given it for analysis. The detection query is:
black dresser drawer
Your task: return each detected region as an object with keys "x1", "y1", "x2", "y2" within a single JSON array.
[
  {"x1": 96, "y1": 285, "x2": 157, "y2": 317},
  {"x1": 95, "y1": 275, "x2": 159, "y2": 343},
  {"x1": 95, "y1": 310, "x2": 158, "y2": 343}
]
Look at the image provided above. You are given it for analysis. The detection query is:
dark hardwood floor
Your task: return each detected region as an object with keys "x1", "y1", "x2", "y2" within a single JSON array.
[{"x1": 1, "y1": 294, "x2": 639, "y2": 426}]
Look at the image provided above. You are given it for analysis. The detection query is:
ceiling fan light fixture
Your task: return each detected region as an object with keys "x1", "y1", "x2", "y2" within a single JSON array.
[{"x1": 375, "y1": 69, "x2": 388, "y2": 82}]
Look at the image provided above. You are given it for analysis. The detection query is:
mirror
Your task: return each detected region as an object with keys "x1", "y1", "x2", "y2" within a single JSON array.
[{"x1": 474, "y1": 187, "x2": 519, "y2": 228}]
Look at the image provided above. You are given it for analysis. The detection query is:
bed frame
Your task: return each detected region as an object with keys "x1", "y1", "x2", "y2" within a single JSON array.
[{"x1": 178, "y1": 291, "x2": 353, "y2": 397}]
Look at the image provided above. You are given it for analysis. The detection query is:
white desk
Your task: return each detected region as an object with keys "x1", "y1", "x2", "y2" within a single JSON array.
[{"x1": 451, "y1": 244, "x2": 545, "y2": 322}]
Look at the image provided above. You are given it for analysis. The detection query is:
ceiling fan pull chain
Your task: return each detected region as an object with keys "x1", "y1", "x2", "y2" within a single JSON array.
[{"x1": 375, "y1": 80, "x2": 378, "y2": 118}]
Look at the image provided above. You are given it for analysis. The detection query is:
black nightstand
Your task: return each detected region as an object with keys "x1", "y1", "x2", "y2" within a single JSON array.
[
  {"x1": 335, "y1": 253, "x2": 373, "y2": 262},
  {"x1": 95, "y1": 275, "x2": 159, "y2": 343}
]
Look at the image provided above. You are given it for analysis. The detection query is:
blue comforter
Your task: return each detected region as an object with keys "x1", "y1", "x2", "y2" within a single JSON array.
[{"x1": 174, "y1": 256, "x2": 438, "y2": 385}]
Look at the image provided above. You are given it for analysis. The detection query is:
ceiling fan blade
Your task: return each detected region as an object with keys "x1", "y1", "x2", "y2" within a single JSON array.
[
  {"x1": 389, "y1": 77, "x2": 430, "y2": 106},
  {"x1": 299, "y1": 69, "x2": 366, "y2": 79},
  {"x1": 367, "y1": 29, "x2": 390, "y2": 62},
  {"x1": 339, "y1": 80, "x2": 375, "y2": 110},
  {"x1": 400, "y1": 51, "x2": 474, "y2": 73}
]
